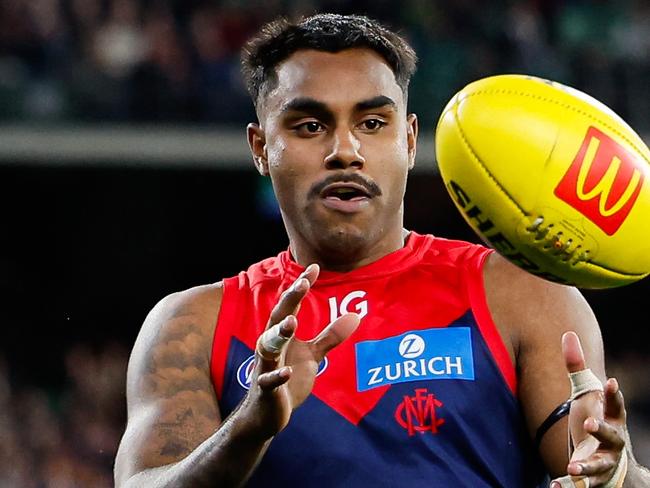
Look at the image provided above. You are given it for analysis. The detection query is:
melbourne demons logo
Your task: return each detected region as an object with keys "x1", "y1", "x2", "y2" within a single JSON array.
[
  {"x1": 554, "y1": 126, "x2": 645, "y2": 235},
  {"x1": 394, "y1": 388, "x2": 445, "y2": 436}
]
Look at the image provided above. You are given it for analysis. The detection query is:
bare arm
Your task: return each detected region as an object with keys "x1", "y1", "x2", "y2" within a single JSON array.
[
  {"x1": 115, "y1": 266, "x2": 360, "y2": 488},
  {"x1": 558, "y1": 333, "x2": 650, "y2": 488},
  {"x1": 484, "y1": 254, "x2": 605, "y2": 475},
  {"x1": 114, "y1": 284, "x2": 274, "y2": 488},
  {"x1": 484, "y1": 253, "x2": 649, "y2": 486}
]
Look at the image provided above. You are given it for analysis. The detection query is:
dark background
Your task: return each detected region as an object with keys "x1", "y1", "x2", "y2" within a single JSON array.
[
  {"x1": 1, "y1": 0, "x2": 649, "y2": 485},
  {"x1": 2, "y1": 165, "x2": 648, "y2": 387}
]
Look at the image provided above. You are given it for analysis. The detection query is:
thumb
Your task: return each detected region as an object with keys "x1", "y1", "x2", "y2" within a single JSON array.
[
  {"x1": 310, "y1": 313, "x2": 360, "y2": 358},
  {"x1": 562, "y1": 331, "x2": 586, "y2": 373}
]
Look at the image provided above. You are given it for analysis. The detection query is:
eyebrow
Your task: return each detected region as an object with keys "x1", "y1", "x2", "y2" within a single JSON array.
[
  {"x1": 281, "y1": 98, "x2": 332, "y2": 121},
  {"x1": 355, "y1": 95, "x2": 397, "y2": 112},
  {"x1": 281, "y1": 95, "x2": 397, "y2": 120}
]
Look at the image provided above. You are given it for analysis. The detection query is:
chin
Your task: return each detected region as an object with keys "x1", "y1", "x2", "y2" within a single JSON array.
[{"x1": 314, "y1": 223, "x2": 371, "y2": 263}]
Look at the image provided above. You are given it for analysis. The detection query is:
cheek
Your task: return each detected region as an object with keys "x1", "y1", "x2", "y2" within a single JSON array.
[
  {"x1": 364, "y1": 124, "x2": 409, "y2": 162},
  {"x1": 375, "y1": 151, "x2": 410, "y2": 206},
  {"x1": 383, "y1": 170, "x2": 408, "y2": 205},
  {"x1": 267, "y1": 139, "x2": 316, "y2": 210},
  {"x1": 267, "y1": 133, "x2": 315, "y2": 173},
  {"x1": 268, "y1": 134, "x2": 322, "y2": 184},
  {"x1": 371, "y1": 134, "x2": 410, "y2": 185},
  {"x1": 266, "y1": 137, "x2": 286, "y2": 169}
]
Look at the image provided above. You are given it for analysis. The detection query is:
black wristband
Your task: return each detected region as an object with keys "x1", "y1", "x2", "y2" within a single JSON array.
[{"x1": 534, "y1": 399, "x2": 572, "y2": 449}]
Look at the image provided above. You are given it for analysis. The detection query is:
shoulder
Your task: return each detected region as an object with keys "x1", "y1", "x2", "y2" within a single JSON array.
[
  {"x1": 482, "y1": 252, "x2": 589, "y2": 329},
  {"x1": 141, "y1": 282, "x2": 223, "y2": 343},
  {"x1": 127, "y1": 282, "x2": 224, "y2": 395},
  {"x1": 144, "y1": 282, "x2": 223, "y2": 331},
  {"x1": 482, "y1": 252, "x2": 604, "y2": 376}
]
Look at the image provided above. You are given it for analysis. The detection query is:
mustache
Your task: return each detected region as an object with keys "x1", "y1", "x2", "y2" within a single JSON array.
[{"x1": 309, "y1": 173, "x2": 383, "y2": 199}]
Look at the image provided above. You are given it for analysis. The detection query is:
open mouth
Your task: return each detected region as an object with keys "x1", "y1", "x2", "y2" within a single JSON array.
[
  {"x1": 319, "y1": 183, "x2": 372, "y2": 213},
  {"x1": 321, "y1": 183, "x2": 372, "y2": 201}
]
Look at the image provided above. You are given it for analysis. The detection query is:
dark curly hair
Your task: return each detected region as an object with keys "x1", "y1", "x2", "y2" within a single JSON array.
[{"x1": 241, "y1": 14, "x2": 417, "y2": 110}]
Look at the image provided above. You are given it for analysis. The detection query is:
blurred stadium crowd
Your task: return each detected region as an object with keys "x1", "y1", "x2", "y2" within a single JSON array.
[
  {"x1": 1, "y1": 0, "x2": 650, "y2": 486},
  {"x1": 0, "y1": 344, "x2": 128, "y2": 487},
  {"x1": 0, "y1": 0, "x2": 649, "y2": 129}
]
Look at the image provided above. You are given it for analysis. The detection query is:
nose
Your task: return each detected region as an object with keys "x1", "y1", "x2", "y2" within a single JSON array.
[{"x1": 324, "y1": 128, "x2": 365, "y2": 170}]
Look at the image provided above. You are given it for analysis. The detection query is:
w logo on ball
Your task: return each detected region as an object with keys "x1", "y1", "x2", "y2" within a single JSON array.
[{"x1": 554, "y1": 126, "x2": 646, "y2": 235}]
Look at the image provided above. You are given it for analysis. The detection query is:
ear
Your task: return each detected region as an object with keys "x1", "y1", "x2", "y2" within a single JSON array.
[
  {"x1": 406, "y1": 113, "x2": 418, "y2": 170},
  {"x1": 247, "y1": 123, "x2": 269, "y2": 176}
]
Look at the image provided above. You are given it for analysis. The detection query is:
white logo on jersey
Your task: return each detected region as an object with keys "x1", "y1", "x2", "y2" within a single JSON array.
[
  {"x1": 399, "y1": 334, "x2": 426, "y2": 358},
  {"x1": 328, "y1": 290, "x2": 368, "y2": 322},
  {"x1": 236, "y1": 355, "x2": 329, "y2": 390}
]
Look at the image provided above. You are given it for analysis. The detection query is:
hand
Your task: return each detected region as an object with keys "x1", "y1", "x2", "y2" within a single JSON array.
[
  {"x1": 551, "y1": 332, "x2": 628, "y2": 488},
  {"x1": 240, "y1": 264, "x2": 360, "y2": 438}
]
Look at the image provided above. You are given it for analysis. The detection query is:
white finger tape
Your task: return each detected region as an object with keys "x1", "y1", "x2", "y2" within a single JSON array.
[
  {"x1": 569, "y1": 368, "x2": 603, "y2": 401},
  {"x1": 257, "y1": 323, "x2": 290, "y2": 356},
  {"x1": 551, "y1": 450, "x2": 627, "y2": 488},
  {"x1": 551, "y1": 475, "x2": 589, "y2": 488},
  {"x1": 603, "y1": 449, "x2": 628, "y2": 488},
  {"x1": 553, "y1": 370, "x2": 627, "y2": 488}
]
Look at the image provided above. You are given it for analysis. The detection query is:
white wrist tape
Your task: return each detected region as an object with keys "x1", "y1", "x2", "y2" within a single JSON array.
[
  {"x1": 569, "y1": 368, "x2": 603, "y2": 401},
  {"x1": 550, "y1": 369, "x2": 627, "y2": 488},
  {"x1": 256, "y1": 323, "x2": 290, "y2": 358},
  {"x1": 604, "y1": 449, "x2": 628, "y2": 488}
]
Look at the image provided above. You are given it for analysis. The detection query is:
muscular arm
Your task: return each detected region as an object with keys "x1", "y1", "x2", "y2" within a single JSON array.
[
  {"x1": 114, "y1": 266, "x2": 359, "y2": 488},
  {"x1": 114, "y1": 284, "x2": 272, "y2": 488},
  {"x1": 484, "y1": 253, "x2": 649, "y2": 485}
]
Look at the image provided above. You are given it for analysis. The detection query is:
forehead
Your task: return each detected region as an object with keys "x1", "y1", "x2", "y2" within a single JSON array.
[{"x1": 263, "y1": 48, "x2": 404, "y2": 116}]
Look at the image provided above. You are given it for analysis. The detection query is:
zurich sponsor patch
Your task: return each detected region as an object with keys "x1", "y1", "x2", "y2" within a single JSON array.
[
  {"x1": 355, "y1": 328, "x2": 475, "y2": 392},
  {"x1": 236, "y1": 355, "x2": 329, "y2": 390}
]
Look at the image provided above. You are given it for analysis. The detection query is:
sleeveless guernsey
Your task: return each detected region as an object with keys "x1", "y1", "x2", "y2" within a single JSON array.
[{"x1": 211, "y1": 232, "x2": 544, "y2": 487}]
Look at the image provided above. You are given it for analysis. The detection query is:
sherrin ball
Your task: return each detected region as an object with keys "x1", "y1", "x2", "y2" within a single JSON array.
[{"x1": 435, "y1": 74, "x2": 650, "y2": 288}]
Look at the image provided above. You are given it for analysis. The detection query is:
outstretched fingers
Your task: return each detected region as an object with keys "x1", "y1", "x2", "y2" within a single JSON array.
[
  {"x1": 253, "y1": 314, "x2": 297, "y2": 392},
  {"x1": 555, "y1": 333, "x2": 630, "y2": 488},
  {"x1": 550, "y1": 475, "x2": 589, "y2": 488},
  {"x1": 584, "y1": 416, "x2": 626, "y2": 450},
  {"x1": 257, "y1": 366, "x2": 293, "y2": 392},
  {"x1": 604, "y1": 378, "x2": 626, "y2": 422},
  {"x1": 562, "y1": 331, "x2": 586, "y2": 374},
  {"x1": 267, "y1": 264, "x2": 319, "y2": 328},
  {"x1": 256, "y1": 315, "x2": 297, "y2": 365},
  {"x1": 310, "y1": 313, "x2": 361, "y2": 359},
  {"x1": 254, "y1": 264, "x2": 319, "y2": 377}
]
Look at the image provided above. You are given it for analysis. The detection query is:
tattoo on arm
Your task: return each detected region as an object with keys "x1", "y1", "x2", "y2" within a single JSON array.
[
  {"x1": 157, "y1": 409, "x2": 201, "y2": 457},
  {"x1": 135, "y1": 309, "x2": 221, "y2": 467}
]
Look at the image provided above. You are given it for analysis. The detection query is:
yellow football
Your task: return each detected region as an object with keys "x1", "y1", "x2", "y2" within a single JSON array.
[{"x1": 435, "y1": 74, "x2": 650, "y2": 288}]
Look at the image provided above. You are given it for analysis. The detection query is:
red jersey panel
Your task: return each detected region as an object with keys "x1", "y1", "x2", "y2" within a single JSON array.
[{"x1": 210, "y1": 232, "x2": 543, "y2": 487}]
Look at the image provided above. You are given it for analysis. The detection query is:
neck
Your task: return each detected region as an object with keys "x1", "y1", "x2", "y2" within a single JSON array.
[{"x1": 289, "y1": 227, "x2": 410, "y2": 272}]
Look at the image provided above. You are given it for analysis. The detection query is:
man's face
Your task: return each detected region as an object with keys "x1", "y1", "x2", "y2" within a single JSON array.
[{"x1": 250, "y1": 48, "x2": 417, "y2": 261}]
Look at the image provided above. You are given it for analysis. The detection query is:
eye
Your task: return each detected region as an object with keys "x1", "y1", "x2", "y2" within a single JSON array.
[
  {"x1": 294, "y1": 121, "x2": 325, "y2": 135},
  {"x1": 359, "y1": 119, "x2": 386, "y2": 131}
]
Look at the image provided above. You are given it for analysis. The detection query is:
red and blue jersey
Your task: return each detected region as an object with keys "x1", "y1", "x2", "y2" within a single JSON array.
[{"x1": 211, "y1": 232, "x2": 544, "y2": 487}]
